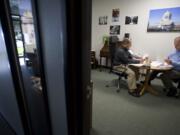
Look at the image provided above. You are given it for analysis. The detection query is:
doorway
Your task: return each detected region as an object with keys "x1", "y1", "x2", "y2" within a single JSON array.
[{"x1": 90, "y1": 1, "x2": 180, "y2": 135}]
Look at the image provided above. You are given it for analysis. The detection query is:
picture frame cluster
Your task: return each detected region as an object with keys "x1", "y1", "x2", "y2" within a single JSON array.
[{"x1": 98, "y1": 6, "x2": 180, "y2": 35}]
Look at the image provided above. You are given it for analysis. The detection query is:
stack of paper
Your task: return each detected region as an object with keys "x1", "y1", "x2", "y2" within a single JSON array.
[
  {"x1": 151, "y1": 61, "x2": 173, "y2": 69},
  {"x1": 151, "y1": 61, "x2": 163, "y2": 67}
]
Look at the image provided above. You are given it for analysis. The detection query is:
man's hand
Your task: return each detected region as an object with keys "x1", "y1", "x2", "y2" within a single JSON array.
[
  {"x1": 164, "y1": 58, "x2": 172, "y2": 65},
  {"x1": 139, "y1": 58, "x2": 145, "y2": 63}
]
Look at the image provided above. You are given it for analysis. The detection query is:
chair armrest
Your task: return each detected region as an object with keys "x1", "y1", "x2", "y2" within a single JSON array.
[{"x1": 113, "y1": 64, "x2": 127, "y2": 73}]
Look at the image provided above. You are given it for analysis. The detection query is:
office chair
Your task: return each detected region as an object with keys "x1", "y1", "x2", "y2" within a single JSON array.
[
  {"x1": 25, "y1": 52, "x2": 35, "y2": 66},
  {"x1": 91, "y1": 51, "x2": 98, "y2": 69},
  {"x1": 25, "y1": 51, "x2": 40, "y2": 77},
  {"x1": 106, "y1": 37, "x2": 127, "y2": 92},
  {"x1": 109, "y1": 36, "x2": 119, "y2": 73},
  {"x1": 25, "y1": 51, "x2": 42, "y2": 92}
]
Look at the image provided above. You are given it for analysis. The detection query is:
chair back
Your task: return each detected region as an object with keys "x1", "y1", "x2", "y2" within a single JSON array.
[
  {"x1": 25, "y1": 52, "x2": 40, "y2": 76},
  {"x1": 109, "y1": 36, "x2": 120, "y2": 72}
]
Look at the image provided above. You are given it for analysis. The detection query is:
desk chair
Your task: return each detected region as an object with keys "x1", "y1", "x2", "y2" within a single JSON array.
[
  {"x1": 25, "y1": 52, "x2": 40, "y2": 77},
  {"x1": 91, "y1": 51, "x2": 98, "y2": 69},
  {"x1": 111, "y1": 66, "x2": 127, "y2": 92},
  {"x1": 106, "y1": 40, "x2": 127, "y2": 92},
  {"x1": 25, "y1": 52, "x2": 35, "y2": 66},
  {"x1": 25, "y1": 52, "x2": 42, "y2": 91}
]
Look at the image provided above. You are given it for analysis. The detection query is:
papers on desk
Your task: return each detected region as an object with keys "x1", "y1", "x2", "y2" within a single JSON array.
[
  {"x1": 150, "y1": 61, "x2": 173, "y2": 69},
  {"x1": 150, "y1": 61, "x2": 163, "y2": 67},
  {"x1": 129, "y1": 61, "x2": 173, "y2": 69},
  {"x1": 129, "y1": 63, "x2": 146, "y2": 67}
]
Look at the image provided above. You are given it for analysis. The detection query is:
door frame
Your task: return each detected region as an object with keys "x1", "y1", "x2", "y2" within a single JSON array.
[
  {"x1": 31, "y1": 0, "x2": 53, "y2": 134},
  {"x1": 0, "y1": 0, "x2": 53, "y2": 134},
  {"x1": 32, "y1": 0, "x2": 69, "y2": 135},
  {"x1": 3, "y1": 0, "x2": 93, "y2": 134},
  {"x1": 0, "y1": 0, "x2": 33, "y2": 134},
  {"x1": 33, "y1": 0, "x2": 93, "y2": 134},
  {"x1": 65, "y1": 0, "x2": 92, "y2": 135}
]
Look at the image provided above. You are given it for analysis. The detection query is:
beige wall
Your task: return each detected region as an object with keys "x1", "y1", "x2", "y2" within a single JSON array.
[
  {"x1": 91, "y1": 0, "x2": 180, "y2": 65},
  {"x1": 25, "y1": 44, "x2": 36, "y2": 53}
]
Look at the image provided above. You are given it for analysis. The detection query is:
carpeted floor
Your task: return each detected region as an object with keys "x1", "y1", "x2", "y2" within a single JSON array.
[{"x1": 91, "y1": 69, "x2": 180, "y2": 135}]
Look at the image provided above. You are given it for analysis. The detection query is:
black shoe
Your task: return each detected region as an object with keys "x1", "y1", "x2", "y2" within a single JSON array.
[
  {"x1": 128, "y1": 91, "x2": 140, "y2": 97},
  {"x1": 166, "y1": 87, "x2": 177, "y2": 97},
  {"x1": 140, "y1": 81, "x2": 151, "y2": 85},
  {"x1": 137, "y1": 83, "x2": 142, "y2": 87},
  {"x1": 148, "y1": 81, "x2": 151, "y2": 85},
  {"x1": 140, "y1": 81, "x2": 145, "y2": 84}
]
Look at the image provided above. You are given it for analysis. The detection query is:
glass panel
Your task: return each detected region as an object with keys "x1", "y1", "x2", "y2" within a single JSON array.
[
  {"x1": 0, "y1": 18, "x2": 24, "y2": 135},
  {"x1": 9, "y1": 0, "x2": 41, "y2": 90},
  {"x1": 12, "y1": 17, "x2": 24, "y2": 57},
  {"x1": 8, "y1": 0, "x2": 50, "y2": 134},
  {"x1": 9, "y1": 0, "x2": 20, "y2": 15}
]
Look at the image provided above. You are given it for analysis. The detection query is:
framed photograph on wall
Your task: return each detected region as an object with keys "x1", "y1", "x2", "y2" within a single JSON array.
[
  {"x1": 110, "y1": 25, "x2": 120, "y2": 35},
  {"x1": 112, "y1": 8, "x2": 120, "y2": 22},
  {"x1": 147, "y1": 7, "x2": 180, "y2": 32},
  {"x1": 99, "y1": 16, "x2": 108, "y2": 25},
  {"x1": 124, "y1": 33, "x2": 130, "y2": 39},
  {"x1": 125, "y1": 16, "x2": 138, "y2": 25}
]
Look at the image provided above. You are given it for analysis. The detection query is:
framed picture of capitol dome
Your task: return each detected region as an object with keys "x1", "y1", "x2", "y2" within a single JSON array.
[{"x1": 147, "y1": 7, "x2": 180, "y2": 32}]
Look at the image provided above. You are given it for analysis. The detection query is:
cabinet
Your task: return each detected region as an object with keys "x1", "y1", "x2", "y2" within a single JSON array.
[
  {"x1": 99, "y1": 41, "x2": 110, "y2": 70},
  {"x1": 91, "y1": 51, "x2": 97, "y2": 69}
]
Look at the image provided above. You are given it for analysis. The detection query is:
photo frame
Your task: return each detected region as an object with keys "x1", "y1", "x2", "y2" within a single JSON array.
[
  {"x1": 110, "y1": 25, "x2": 120, "y2": 35},
  {"x1": 112, "y1": 9, "x2": 120, "y2": 22},
  {"x1": 147, "y1": 7, "x2": 180, "y2": 32},
  {"x1": 99, "y1": 16, "x2": 108, "y2": 25},
  {"x1": 124, "y1": 33, "x2": 130, "y2": 39},
  {"x1": 125, "y1": 16, "x2": 138, "y2": 25}
]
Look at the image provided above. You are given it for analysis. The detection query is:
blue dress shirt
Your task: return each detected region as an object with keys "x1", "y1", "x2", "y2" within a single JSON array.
[{"x1": 168, "y1": 50, "x2": 180, "y2": 71}]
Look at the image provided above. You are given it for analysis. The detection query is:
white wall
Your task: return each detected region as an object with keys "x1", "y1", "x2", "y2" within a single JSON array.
[
  {"x1": 92, "y1": 0, "x2": 180, "y2": 65},
  {"x1": 25, "y1": 44, "x2": 36, "y2": 52}
]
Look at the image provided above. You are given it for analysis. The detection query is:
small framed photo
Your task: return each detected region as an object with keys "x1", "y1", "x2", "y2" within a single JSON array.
[
  {"x1": 110, "y1": 25, "x2": 120, "y2": 35},
  {"x1": 125, "y1": 16, "x2": 138, "y2": 25},
  {"x1": 112, "y1": 9, "x2": 120, "y2": 22},
  {"x1": 124, "y1": 33, "x2": 130, "y2": 39},
  {"x1": 99, "y1": 16, "x2": 108, "y2": 25}
]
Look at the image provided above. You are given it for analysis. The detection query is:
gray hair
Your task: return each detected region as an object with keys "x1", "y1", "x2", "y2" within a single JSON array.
[{"x1": 174, "y1": 36, "x2": 180, "y2": 45}]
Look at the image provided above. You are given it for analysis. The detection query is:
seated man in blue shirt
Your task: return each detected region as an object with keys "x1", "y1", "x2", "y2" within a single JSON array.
[{"x1": 160, "y1": 36, "x2": 180, "y2": 96}]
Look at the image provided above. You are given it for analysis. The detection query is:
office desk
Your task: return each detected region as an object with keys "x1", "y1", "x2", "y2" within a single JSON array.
[{"x1": 129, "y1": 64, "x2": 172, "y2": 96}]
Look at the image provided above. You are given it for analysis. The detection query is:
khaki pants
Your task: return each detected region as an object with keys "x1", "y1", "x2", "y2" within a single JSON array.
[{"x1": 114, "y1": 65, "x2": 137, "y2": 92}]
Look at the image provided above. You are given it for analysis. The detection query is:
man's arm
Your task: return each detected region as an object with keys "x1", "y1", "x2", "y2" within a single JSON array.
[
  {"x1": 128, "y1": 58, "x2": 140, "y2": 64},
  {"x1": 117, "y1": 49, "x2": 140, "y2": 64},
  {"x1": 171, "y1": 60, "x2": 180, "y2": 69},
  {"x1": 165, "y1": 57, "x2": 180, "y2": 70}
]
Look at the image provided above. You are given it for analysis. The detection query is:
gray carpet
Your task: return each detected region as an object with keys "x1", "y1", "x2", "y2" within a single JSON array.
[{"x1": 91, "y1": 69, "x2": 180, "y2": 135}]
